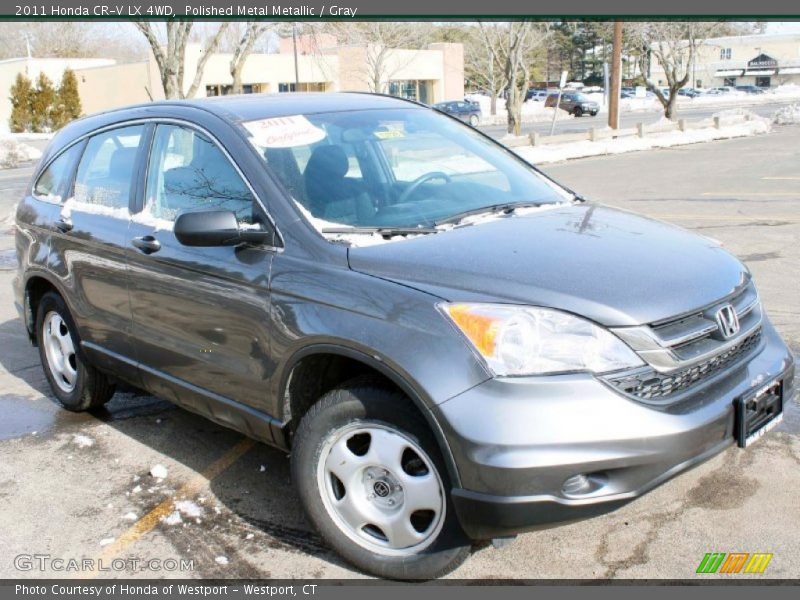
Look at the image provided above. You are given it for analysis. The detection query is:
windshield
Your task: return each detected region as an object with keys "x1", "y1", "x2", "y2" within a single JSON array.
[{"x1": 244, "y1": 108, "x2": 569, "y2": 233}]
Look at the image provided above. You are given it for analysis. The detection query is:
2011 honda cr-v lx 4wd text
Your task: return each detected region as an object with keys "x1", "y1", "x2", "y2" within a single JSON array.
[{"x1": 13, "y1": 93, "x2": 794, "y2": 579}]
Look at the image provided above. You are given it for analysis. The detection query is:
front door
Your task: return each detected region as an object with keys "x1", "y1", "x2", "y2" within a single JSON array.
[{"x1": 126, "y1": 123, "x2": 276, "y2": 416}]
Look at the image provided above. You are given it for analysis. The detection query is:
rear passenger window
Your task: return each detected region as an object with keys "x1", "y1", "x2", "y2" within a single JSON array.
[
  {"x1": 73, "y1": 125, "x2": 144, "y2": 210},
  {"x1": 33, "y1": 144, "x2": 82, "y2": 203},
  {"x1": 144, "y1": 124, "x2": 255, "y2": 223}
]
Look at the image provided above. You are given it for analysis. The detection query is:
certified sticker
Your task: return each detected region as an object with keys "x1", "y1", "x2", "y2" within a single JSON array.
[{"x1": 244, "y1": 115, "x2": 326, "y2": 148}]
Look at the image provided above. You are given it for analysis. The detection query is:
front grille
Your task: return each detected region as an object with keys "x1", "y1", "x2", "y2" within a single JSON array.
[{"x1": 605, "y1": 328, "x2": 763, "y2": 401}]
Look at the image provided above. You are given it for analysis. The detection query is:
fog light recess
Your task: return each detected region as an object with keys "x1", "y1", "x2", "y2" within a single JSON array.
[{"x1": 562, "y1": 473, "x2": 605, "y2": 497}]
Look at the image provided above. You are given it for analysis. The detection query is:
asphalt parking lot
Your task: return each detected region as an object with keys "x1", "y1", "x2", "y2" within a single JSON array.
[{"x1": 0, "y1": 125, "x2": 798, "y2": 580}]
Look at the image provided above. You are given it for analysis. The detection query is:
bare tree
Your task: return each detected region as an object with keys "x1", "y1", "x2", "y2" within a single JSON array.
[
  {"x1": 133, "y1": 21, "x2": 230, "y2": 99},
  {"x1": 630, "y1": 22, "x2": 721, "y2": 120},
  {"x1": 0, "y1": 22, "x2": 146, "y2": 62},
  {"x1": 323, "y1": 22, "x2": 432, "y2": 93},
  {"x1": 229, "y1": 22, "x2": 274, "y2": 94},
  {"x1": 479, "y1": 22, "x2": 551, "y2": 135},
  {"x1": 465, "y1": 25, "x2": 505, "y2": 115}
]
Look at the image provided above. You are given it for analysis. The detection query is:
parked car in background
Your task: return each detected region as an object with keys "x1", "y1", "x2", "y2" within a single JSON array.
[
  {"x1": 526, "y1": 89, "x2": 549, "y2": 102},
  {"x1": 433, "y1": 100, "x2": 481, "y2": 126},
  {"x1": 545, "y1": 91, "x2": 599, "y2": 117},
  {"x1": 736, "y1": 85, "x2": 766, "y2": 94},
  {"x1": 677, "y1": 88, "x2": 701, "y2": 98},
  {"x1": 708, "y1": 86, "x2": 737, "y2": 95}
]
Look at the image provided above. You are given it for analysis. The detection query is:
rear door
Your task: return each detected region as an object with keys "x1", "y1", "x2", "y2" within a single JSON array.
[
  {"x1": 126, "y1": 122, "x2": 277, "y2": 415},
  {"x1": 47, "y1": 124, "x2": 145, "y2": 380}
]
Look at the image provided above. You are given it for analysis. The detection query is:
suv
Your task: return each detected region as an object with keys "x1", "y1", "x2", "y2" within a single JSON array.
[
  {"x1": 545, "y1": 91, "x2": 599, "y2": 116},
  {"x1": 13, "y1": 93, "x2": 794, "y2": 580}
]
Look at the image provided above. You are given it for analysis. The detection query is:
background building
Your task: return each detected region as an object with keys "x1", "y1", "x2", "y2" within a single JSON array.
[
  {"x1": 648, "y1": 32, "x2": 800, "y2": 89},
  {"x1": 0, "y1": 36, "x2": 464, "y2": 131}
]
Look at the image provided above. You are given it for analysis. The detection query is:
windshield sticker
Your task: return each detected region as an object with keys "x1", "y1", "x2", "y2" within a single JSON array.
[
  {"x1": 373, "y1": 129, "x2": 405, "y2": 140},
  {"x1": 244, "y1": 115, "x2": 326, "y2": 148}
]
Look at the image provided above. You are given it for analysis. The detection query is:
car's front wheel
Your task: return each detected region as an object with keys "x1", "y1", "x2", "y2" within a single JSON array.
[
  {"x1": 469, "y1": 114, "x2": 479, "y2": 127},
  {"x1": 36, "y1": 291, "x2": 115, "y2": 411},
  {"x1": 573, "y1": 106, "x2": 584, "y2": 117},
  {"x1": 291, "y1": 377, "x2": 470, "y2": 579}
]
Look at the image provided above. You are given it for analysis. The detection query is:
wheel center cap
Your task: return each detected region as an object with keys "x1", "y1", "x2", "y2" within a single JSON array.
[{"x1": 373, "y1": 480, "x2": 391, "y2": 498}]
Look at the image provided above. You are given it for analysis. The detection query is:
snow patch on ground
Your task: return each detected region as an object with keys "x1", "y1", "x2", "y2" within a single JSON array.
[
  {"x1": 72, "y1": 434, "x2": 95, "y2": 448},
  {"x1": 215, "y1": 556, "x2": 229, "y2": 566},
  {"x1": 122, "y1": 512, "x2": 138, "y2": 521},
  {"x1": 174, "y1": 500, "x2": 204, "y2": 518},
  {"x1": 161, "y1": 511, "x2": 182, "y2": 526},
  {"x1": 0, "y1": 137, "x2": 42, "y2": 168},
  {"x1": 773, "y1": 103, "x2": 800, "y2": 125},
  {"x1": 99, "y1": 538, "x2": 115, "y2": 547},
  {"x1": 149, "y1": 464, "x2": 168, "y2": 479},
  {"x1": 516, "y1": 115, "x2": 770, "y2": 165}
]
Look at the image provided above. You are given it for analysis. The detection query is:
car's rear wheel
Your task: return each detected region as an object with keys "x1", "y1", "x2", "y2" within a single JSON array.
[
  {"x1": 291, "y1": 377, "x2": 470, "y2": 579},
  {"x1": 573, "y1": 106, "x2": 584, "y2": 117},
  {"x1": 468, "y1": 114, "x2": 479, "y2": 127},
  {"x1": 36, "y1": 291, "x2": 115, "y2": 412}
]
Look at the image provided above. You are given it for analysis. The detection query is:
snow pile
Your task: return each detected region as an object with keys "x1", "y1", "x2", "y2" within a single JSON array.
[
  {"x1": 465, "y1": 94, "x2": 574, "y2": 126},
  {"x1": 215, "y1": 556, "x2": 229, "y2": 566},
  {"x1": 0, "y1": 138, "x2": 42, "y2": 168},
  {"x1": 773, "y1": 103, "x2": 800, "y2": 125},
  {"x1": 515, "y1": 117, "x2": 770, "y2": 165}
]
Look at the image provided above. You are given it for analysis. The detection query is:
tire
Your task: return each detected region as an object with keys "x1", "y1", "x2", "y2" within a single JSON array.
[
  {"x1": 291, "y1": 377, "x2": 470, "y2": 580},
  {"x1": 573, "y1": 107, "x2": 583, "y2": 117},
  {"x1": 468, "y1": 114, "x2": 479, "y2": 127},
  {"x1": 36, "y1": 291, "x2": 115, "y2": 412}
]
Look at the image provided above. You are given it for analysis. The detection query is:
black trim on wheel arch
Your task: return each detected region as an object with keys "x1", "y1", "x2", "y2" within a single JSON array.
[{"x1": 278, "y1": 343, "x2": 462, "y2": 489}]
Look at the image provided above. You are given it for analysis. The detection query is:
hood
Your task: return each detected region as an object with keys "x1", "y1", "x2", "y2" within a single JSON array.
[{"x1": 347, "y1": 204, "x2": 749, "y2": 327}]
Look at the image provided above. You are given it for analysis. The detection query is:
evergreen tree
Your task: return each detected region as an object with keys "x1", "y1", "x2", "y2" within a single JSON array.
[
  {"x1": 52, "y1": 68, "x2": 82, "y2": 130},
  {"x1": 31, "y1": 72, "x2": 56, "y2": 133},
  {"x1": 8, "y1": 73, "x2": 34, "y2": 133}
]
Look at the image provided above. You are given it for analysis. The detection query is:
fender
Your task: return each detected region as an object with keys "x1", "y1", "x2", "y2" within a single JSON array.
[{"x1": 277, "y1": 342, "x2": 462, "y2": 488}]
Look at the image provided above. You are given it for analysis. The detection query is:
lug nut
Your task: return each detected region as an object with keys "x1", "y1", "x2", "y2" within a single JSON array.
[{"x1": 388, "y1": 499, "x2": 395, "y2": 506}]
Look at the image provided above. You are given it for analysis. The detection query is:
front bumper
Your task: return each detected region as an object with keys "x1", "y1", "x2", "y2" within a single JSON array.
[{"x1": 435, "y1": 317, "x2": 794, "y2": 539}]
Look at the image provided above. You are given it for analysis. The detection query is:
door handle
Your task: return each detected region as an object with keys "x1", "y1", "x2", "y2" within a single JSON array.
[
  {"x1": 55, "y1": 218, "x2": 73, "y2": 233},
  {"x1": 131, "y1": 235, "x2": 161, "y2": 254}
]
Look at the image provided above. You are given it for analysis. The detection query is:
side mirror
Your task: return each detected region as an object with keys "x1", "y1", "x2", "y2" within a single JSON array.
[{"x1": 174, "y1": 210, "x2": 274, "y2": 247}]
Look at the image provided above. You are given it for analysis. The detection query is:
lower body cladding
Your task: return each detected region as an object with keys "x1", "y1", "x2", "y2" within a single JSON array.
[{"x1": 434, "y1": 318, "x2": 794, "y2": 540}]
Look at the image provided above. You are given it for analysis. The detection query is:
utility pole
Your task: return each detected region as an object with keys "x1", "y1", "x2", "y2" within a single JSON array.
[
  {"x1": 608, "y1": 21, "x2": 623, "y2": 130},
  {"x1": 292, "y1": 23, "x2": 300, "y2": 89}
]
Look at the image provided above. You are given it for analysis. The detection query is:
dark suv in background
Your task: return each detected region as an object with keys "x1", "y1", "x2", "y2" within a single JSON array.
[
  {"x1": 13, "y1": 93, "x2": 793, "y2": 580},
  {"x1": 545, "y1": 91, "x2": 599, "y2": 116}
]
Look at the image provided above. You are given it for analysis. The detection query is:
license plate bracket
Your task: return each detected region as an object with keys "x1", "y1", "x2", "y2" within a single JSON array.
[{"x1": 735, "y1": 380, "x2": 783, "y2": 448}]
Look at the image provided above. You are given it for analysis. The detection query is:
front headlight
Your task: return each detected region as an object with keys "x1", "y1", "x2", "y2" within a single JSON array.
[{"x1": 441, "y1": 303, "x2": 643, "y2": 376}]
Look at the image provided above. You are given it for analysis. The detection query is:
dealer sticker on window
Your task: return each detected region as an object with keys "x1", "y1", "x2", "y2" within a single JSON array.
[{"x1": 244, "y1": 115, "x2": 326, "y2": 148}]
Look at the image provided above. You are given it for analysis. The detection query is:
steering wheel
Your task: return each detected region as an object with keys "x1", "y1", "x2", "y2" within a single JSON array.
[{"x1": 396, "y1": 171, "x2": 452, "y2": 205}]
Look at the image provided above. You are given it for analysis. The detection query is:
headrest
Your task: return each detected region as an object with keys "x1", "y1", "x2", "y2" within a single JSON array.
[{"x1": 304, "y1": 145, "x2": 349, "y2": 181}]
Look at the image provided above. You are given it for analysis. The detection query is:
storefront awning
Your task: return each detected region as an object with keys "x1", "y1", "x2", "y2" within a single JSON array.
[
  {"x1": 715, "y1": 69, "x2": 744, "y2": 77},
  {"x1": 779, "y1": 67, "x2": 800, "y2": 75},
  {"x1": 745, "y1": 70, "x2": 776, "y2": 76}
]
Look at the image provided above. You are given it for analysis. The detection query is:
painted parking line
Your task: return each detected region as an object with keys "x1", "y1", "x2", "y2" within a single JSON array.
[
  {"x1": 652, "y1": 215, "x2": 800, "y2": 221},
  {"x1": 74, "y1": 436, "x2": 256, "y2": 578},
  {"x1": 701, "y1": 192, "x2": 800, "y2": 197}
]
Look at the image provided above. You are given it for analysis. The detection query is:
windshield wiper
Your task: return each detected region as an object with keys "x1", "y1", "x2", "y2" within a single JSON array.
[
  {"x1": 321, "y1": 226, "x2": 439, "y2": 238},
  {"x1": 434, "y1": 201, "x2": 548, "y2": 226}
]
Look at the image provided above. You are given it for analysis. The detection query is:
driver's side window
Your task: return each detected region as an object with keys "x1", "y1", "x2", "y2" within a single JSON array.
[{"x1": 145, "y1": 124, "x2": 255, "y2": 224}]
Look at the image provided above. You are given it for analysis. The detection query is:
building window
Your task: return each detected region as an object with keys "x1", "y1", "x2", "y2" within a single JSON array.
[
  {"x1": 719, "y1": 48, "x2": 732, "y2": 60},
  {"x1": 723, "y1": 77, "x2": 736, "y2": 86},
  {"x1": 696, "y1": 79, "x2": 702, "y2": 88}
]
